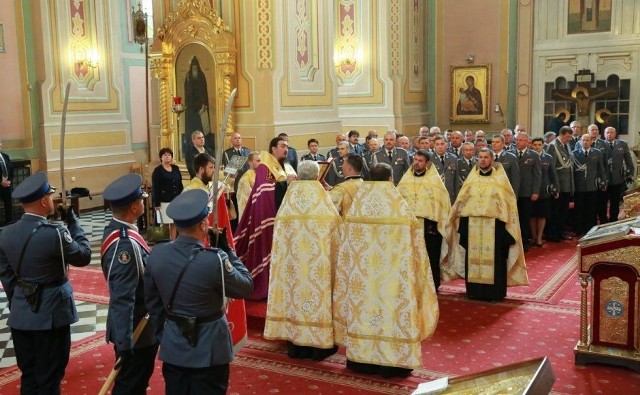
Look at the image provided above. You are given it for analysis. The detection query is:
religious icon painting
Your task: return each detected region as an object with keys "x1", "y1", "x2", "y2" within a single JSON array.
[
  {"x1": 567, "y1": 0, "x2": 612, "y2": 34},
  {"x1": 450, "y1": 64, "x2": 491, "y2": 124}
]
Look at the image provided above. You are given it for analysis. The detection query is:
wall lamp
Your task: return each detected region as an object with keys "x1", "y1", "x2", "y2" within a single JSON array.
[
  {"x1": 494, "y1": 103, "x2": 503, "y2": 116},
  {"x1": 74, "y1": 50, "x2": 99, "y2": 69},
  {"x1": 76, "y1": 57, "x2": 98, "y2": 69}
]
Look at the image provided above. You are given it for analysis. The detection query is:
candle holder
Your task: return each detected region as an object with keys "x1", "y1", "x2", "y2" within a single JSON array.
[{"x1": 172, "y1": 97, "x2": 185, "y2": 161}]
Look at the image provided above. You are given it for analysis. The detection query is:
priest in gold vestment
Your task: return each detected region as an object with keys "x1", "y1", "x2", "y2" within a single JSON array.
[
  {"x1": 263, "y1": 160, "x2": 342, "y2": 360},
  {"x1": 397, "y1": 150, "x2": 452, "y2": 291},
  {"x1": 329, "y1": 154, "x2": 364, "y2": 216},
  {"x1": 334, "y1": 163, "x2": 439, "y2": 378},
  {"x1": 444, "y1": 148, "x2": 529, "y2": 301}
]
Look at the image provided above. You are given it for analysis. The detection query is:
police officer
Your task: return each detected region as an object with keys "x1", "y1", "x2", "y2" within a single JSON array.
[
  {"x1": 144, "y1": 189, "x2": 253, "y2": 394},
  {"x1": 101, "y1": 174, "x2": 158, "y2": 395},
  {"x1": 0, "y1": 172, "x2": 91, "y2": 393}
]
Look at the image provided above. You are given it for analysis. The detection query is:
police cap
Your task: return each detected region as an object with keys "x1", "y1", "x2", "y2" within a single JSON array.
[
  {"x1": 12, "y1": 172, "x2": 56, "y2": 203},
  {"x1": 103, "y1": 174, "x2": 148, "y2": 207},
  {"x1": 167, "y1": 189, "x2": 209, "y2": 228}
]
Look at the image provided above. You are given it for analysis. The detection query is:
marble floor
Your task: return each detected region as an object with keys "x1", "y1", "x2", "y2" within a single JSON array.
[{"x1": 0, "y1": 210, "x2": 113, "y2": 368}]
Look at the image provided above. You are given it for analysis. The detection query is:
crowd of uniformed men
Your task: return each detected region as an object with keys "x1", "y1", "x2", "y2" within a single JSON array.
[
  {"x1": 0, "y1": 120, "x2": 634, "y2": 394},
  {"x1": 317, "y1": 123, "x2": 634, "y2": 245}
]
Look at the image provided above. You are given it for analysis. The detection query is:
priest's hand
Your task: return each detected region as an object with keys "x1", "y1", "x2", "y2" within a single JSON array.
[{"x1": 530, "y1": 193, "x2": 539, "y2": 202}]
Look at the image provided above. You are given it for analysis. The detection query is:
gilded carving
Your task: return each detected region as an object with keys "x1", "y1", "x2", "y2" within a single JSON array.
[
  {"x1": 577, "y1": 273, "x2": 590, "y2": 347},
  {"x1": 257, "y1": 0, "x2": 273, "y2": 69},
  {"x1": 152, "y1": 0, "x2": 237, "y2": 155},
  {"x1": 582, "y1": 246, "x2": 640, "y2": 273},
  {"x1": 598, "y1": 277, "x2": 629, "y2": 345},
  {"x1": 389, "y1": 0, "x2": 400, "y2": 76}
]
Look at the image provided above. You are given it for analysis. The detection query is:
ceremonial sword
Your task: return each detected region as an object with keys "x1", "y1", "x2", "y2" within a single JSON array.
[
  {"x1": 58, "y1": 82, "x2": 72, "y2": 219},
  {"x1": 211, "y1": 88, "x2": 238, "y2": 241}
]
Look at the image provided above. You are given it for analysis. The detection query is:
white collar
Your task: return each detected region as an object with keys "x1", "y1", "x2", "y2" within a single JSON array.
[{"x1": 113, "y1": 217, "x2": 139, "y2": 232}]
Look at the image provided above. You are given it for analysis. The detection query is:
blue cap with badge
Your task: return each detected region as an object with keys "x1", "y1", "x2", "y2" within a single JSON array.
[
  {"x1": 167, "y1": 189, "x2": 210, "y2": 228},
  {"x1": 12, "y1": 172, "x2": 57, "y2": 203},
  {"x1": 103, "y1": 174, "x2": 148, "y2": 207}
]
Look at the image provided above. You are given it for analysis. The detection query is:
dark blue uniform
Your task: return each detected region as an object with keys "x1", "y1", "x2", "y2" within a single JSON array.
[
  {"x1": 144, "y1": 189, "x2": 253, "y2": 394},
  {"x1": 102, "y1": 173, "x2": 158, "y2": 395},
  {"x1": 0, "y1": 172, "x2": 91, "y2": 394}
]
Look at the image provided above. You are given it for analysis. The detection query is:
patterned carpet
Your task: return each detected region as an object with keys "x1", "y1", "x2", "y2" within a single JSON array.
[{"x1": 1, "y1": 210, "x2": 640, "y2": 394}]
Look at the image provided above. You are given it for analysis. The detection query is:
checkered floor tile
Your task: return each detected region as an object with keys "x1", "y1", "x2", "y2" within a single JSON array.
[{"x1": 0, "y1": 210, "x2": 112, "y2": 368}]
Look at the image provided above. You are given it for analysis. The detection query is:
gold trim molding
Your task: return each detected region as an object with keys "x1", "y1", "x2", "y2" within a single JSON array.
[
  {"x1": 582, "y1": 247, "x2": 640, "y2": 273},
  {"x1": 257, "y1": 0, "x2": 273, "y2": 69},
  {"x1": 151, "y1": 0, "x2": 237, "y2": 152}
]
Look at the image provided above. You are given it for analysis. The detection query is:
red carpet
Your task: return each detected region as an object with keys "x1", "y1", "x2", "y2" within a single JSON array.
[
  {"x1": 3, "y1": 238, "x2": 640, "y2": 394},
  {"x1": 68, "y1": 266, "x2": 109, "y2": 304},
  {"x1": 439, "y1": 240, "x2": 580, "y2": 304}
]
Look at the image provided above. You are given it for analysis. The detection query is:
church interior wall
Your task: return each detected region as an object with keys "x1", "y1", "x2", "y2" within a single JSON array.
[
  {"x1": 532, "y1": 0, "x2": 640, "y2": 146},
  {"x1": 4, "y1": 0, "x2": 640, "y2": 195},
  {"x1": 427, "y1": 0, "x2": 511, "y2": 134}
]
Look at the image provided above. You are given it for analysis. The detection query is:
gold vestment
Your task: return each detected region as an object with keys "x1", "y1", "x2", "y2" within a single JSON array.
[
  {"x1": 236, "y1": 169, "x2": 256, "y2": 220},
  {"x1": 333, "y1": 181, "x2": 439, "y2": 368},
  {"x1": 397, "y1": 165, "x2": 452, "y2": 264},
  {"x1": 444, "y1": 163, "x2": 529, "y2": 286},
  {"x1": 263, "y1": 181, "x2": 342, "y2": 348},
  {"x1": 329, "y1": 177, "x2": 363, "y2": 216}
]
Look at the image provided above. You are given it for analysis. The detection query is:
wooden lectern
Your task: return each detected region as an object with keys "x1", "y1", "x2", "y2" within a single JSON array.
[{"x1": 576, "y1": 217, "x2": 640, "y2": 372}]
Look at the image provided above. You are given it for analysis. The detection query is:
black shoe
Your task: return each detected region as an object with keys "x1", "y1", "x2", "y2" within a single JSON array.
[
  {"x1": 311, "y1": 346, "x2": 338, "y2": 361},
  {"x1": 561, "y1": 234, "x2": 573, "y2": 240},
  {"x1": 347, "y1": 360, "x2": 379, "y2": 375},
  {"x1": 378, "y1": 366, "x2": 413, "y2": 379},
  {"x1": 287, "y1": 342, "x2": 311, "y2": 359}
]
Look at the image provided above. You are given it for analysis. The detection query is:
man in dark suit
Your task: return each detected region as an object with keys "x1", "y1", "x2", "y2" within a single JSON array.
[
  {"x1": 300, "y1": 138, "x2": 326, "y2": 162},
  {"x1": 514, "y1": 133, "x2": 541, "y2": 249},
  {"x1": 491, "y1": 135, "x2": 521, "y2": 194},
  {"x1": 373, "y1": 131, "x2": 410, "y2": 185},
  {"x1": 347, "y1": 130, "x2": 366, "y2": 154},
  {"x1": 603, "y1": 126, "x2": 634, "y2": 222},
  {"x1": 278, "y1": 132, "x2": 298, "y2": 171},
  {"x1": 0, "y1": 172, "x2": 91, "y2": 393},
  {"x1": 573, "y1": 134, "x2": 607, "y2": 235},
  {"x1": 144, "y1": 189, "x2": 253, "y2": 394},
  {"x1": 0, "y1": 140, "x2": 14, "y2": 224},
  {"x1": 186, "y1": 130, "x2": 214, "y2": 179},
  {"x1": 222, "y1": 132, "x2": 251, "y2": 171},
  {"x1": 102, "y1": 174, "x2": 158, "y2": 395}
]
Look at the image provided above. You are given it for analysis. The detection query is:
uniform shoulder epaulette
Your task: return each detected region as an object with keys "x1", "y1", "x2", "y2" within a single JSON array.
[{"x1": 119, "y1": 227, "x2": 129, "y2": 239}]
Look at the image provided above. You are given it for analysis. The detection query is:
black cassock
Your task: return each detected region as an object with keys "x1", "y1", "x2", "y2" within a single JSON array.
[{"x1": 458, "y1": 218, "x2": 515, "y2": 301}]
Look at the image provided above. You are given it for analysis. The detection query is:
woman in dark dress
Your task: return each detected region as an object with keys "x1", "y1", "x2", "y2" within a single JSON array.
[{"x1": 151, "y1": 148, "x2": 183, "y2": 239}]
